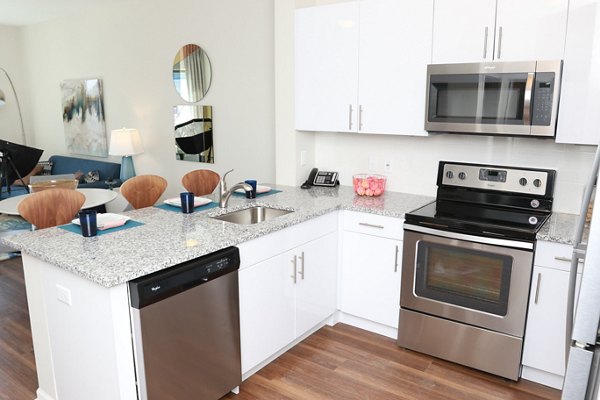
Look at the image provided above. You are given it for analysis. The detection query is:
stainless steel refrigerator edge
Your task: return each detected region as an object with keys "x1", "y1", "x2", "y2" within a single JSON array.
[{"x1": 563, "y1": 145, "x2": 600, "y2": 400}]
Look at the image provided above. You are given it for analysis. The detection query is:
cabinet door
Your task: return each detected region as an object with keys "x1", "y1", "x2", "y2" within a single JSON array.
[
  {"x1": 556, "y1": 0, "x2": 600, "y2": 145},
  {"x1": 239, "y1": 253, "x2": 295, "y2": 374},
  {"x1": 340, "y1": 231, "x2": 402, "y2": 327},
  {"x1": 522, "y1": 266, "x2": 582, "y2": 377},
  {"x1": 495, "y1": 0, "x2": 568, "y2": 61},
  {"x1": 295, "y1": 232, "x2": 338, "y2": 336},
  {"x1": 295, "y1": 2, "x2": 359, "y2": 132},
  {"x1": 432, "y1": 0, "x2": 496, "y2": 63},
  {"x1": 357, "y1": 0, "x2": 432, "y2": 135}
]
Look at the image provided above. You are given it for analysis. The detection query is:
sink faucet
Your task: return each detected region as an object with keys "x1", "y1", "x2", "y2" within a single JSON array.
[{"x1": 219, "y1": 169, "x2": 253, "y2": 208}]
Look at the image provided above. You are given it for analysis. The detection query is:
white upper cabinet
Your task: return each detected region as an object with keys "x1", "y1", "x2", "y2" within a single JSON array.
[
  {"x1": 295, "y1": 0, "x2": 433, "y2": 136},
  {"x1": 555, "y1": 0, "x2": 600, "y2": 145},
  {"x1": 432, "y1": 0, "x2": 569, "y2": 63},
  {"x1": 357, "y1": 0, "x2": 433, "y2": 135},
  {"x1": 432, "y1": 0, "x2": 497, "y2": 63},
  {"x1": 295, "y1": 2, "x2": 359, "y2": 133}
]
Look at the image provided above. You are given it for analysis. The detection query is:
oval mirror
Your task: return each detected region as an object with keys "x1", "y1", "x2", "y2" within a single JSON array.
[{"x1": 172, "y1": 44, "x2": 212, "y2": 102}]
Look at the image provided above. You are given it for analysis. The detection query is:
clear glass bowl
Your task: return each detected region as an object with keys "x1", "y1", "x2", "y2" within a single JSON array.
[
  {"x1": 28, "y1": 179, "x2": 79, "y2": 193},
  {"x1": 352, "y1": 174, "x2": 386, "y2": 197}
]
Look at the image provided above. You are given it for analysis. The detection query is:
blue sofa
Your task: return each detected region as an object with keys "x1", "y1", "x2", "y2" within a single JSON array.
[
  {"x1": 1, "y1": 155, "x2": 122, "y2": 199},
  {"x1": 48, "y1": 155, "x2": 122, "y2": 189}
]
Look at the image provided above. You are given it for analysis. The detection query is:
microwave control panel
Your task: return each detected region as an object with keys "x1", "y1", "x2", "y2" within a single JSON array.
[{"x1": 531, "y1": 72, "x2": 555, "y2": 127}]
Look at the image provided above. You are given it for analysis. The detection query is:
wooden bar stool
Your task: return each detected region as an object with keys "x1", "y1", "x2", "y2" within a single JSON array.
[
  {"x1": 17, "y1": 188, "x2": 86, "y2": 229},
  {"x1": 181, "y1": 169, "x2": 220, "y2": 196},
  {"x1": 120, "y1": 175, "x2": 168, "y2": 209}
]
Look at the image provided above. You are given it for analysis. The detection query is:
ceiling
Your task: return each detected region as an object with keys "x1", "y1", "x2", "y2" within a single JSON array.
[{"x1": 0, "y1": 0, "x2": 127, "y2": 26}]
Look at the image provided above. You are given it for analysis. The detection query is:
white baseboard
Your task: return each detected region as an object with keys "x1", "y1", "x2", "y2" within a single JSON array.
[
  {"x1": 521, "y1": 365, "x2": 564, "y2": 389},
  {"x1": 36, "y1": 388, "x2": 55, "y2": 400},
  {"x1": 337, "y1": 312, "x2": 398, "y2": 339}
]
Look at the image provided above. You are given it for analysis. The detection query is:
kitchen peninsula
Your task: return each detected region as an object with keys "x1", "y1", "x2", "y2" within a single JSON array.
[{"x1": 3, "y1": 185, "x2": 432, "y2": 400}]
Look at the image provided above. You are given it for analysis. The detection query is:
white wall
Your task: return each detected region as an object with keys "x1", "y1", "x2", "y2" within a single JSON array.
[
  {"x1": 13, "y1": 0, "x2": 275, "y2": 198},
  {"x1": 0, "y1": 25, "x2": 27, "y2": 145}
]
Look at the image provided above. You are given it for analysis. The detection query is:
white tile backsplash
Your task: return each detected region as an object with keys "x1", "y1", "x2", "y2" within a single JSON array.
[{"x1": 315, "y1": 132, "x2": 597, "y2": 214}]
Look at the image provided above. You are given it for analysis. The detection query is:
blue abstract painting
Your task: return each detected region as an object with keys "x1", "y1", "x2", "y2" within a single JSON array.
[{"x1": 60, "y1": 78, "x2": 108, "y2": 157}]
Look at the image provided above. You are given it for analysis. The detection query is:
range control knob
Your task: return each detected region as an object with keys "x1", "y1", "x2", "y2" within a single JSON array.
[
  {"x1": 446, "y1": 171, "x2": 454, "y2": 179},
  {"x1": 519, "y1": 177, "x2": 528, "y2": 186},
  {"x1": 533, "y1": 179, "x2": 542, "y2": 188},
  {"x1": 458, "y1": 172, "x2": 467, "y2": 180}
]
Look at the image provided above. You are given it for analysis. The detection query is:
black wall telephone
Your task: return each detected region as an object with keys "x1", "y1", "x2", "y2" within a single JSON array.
[{"x1": 301, "y1": 168, "x2": 339, "y2": 189}]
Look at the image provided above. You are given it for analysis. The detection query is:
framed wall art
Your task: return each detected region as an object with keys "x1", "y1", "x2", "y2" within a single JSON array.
[{"x1": 60, "y1": 78, "x2": 108, "y2": 157}]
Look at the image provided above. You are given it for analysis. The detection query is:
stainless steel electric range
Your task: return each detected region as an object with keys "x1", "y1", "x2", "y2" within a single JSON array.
[{"x1": 397, "y1": 161, "x2": 556, "y2": 380}]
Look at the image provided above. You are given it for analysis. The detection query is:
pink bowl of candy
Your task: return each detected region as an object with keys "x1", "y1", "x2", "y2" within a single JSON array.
[{"x1": 353, "y1": 174, "x2": 386, "y2": 197}]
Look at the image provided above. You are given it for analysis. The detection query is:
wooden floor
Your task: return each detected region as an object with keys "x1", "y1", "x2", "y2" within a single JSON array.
[
  {"x1": 1, "y1": 257, "x2": 560, "y2": 400},
  {"x1": 222, "y1": 324, "x2": 561, "y2": 400},
  {"x1": 0, "y1": 255, "x2": 37, "y2": 400}
]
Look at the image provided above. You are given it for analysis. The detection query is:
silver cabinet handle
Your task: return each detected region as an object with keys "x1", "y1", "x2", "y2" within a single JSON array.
[
  {"x1": 358, "y1": 222, "x2": 384, "y2": 229},
  {"x1": 534, "y1": 272, "x2": 542, "y2": 304},
  {"x1": 348, "y1": 104, "x2": 353, "y2": 130},
  {"x1": 483, "y1": 26, "x2": 489, "y2": 59},
  {"x1": 359, "y1": 105, "x2": 363, "y2": 131},
  {"x1": 298, "y1": 251, "x2": 305, "y2": 280},
  {"x1": 394, "y1": 245, "x2": 399, "y2": 273},
  {"x1": 497, "y1": 26, "x2": 503, "y2": 59},
  {"x1": 291, "y1": 255, "x2": 297, "y2": 284},
  {"x1": 554, "y1": 256, "x2": 584, "y2": 264}
]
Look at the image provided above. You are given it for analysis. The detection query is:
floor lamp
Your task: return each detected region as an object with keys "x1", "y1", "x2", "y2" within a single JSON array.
[{"x1": 0, "y1": 67, "x2": 27, "y2": 146}]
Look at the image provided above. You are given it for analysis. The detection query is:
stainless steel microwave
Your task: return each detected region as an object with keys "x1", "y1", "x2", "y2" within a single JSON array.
[{"x1": 424, "y1": 60, "x2": 562, "y2": 137}]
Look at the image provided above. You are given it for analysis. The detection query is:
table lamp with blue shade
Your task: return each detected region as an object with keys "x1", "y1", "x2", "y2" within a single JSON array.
[{"x1": 109, "y1": 128, "x2": 144, "y2": 182}]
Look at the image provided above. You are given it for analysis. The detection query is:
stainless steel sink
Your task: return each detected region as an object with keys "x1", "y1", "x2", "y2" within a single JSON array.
[{"x1": 211, "y1": 206, "x2": 293, "y2": 225}]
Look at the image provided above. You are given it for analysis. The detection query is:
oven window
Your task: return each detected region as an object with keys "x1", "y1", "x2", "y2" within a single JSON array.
[{"x1": 415, "y1": 241, "x2": 512, "y2": 316}]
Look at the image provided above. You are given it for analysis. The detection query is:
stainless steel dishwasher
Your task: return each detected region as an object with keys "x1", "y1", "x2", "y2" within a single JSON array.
[{"x1": 128, "y1": 246, "x2": 241, "y2": 400}]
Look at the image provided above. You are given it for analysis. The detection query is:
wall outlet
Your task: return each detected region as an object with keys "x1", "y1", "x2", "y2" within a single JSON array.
[
  {"x1": 368, "y1": 156, "x2": 378, "y2": 172},
  {"x1": 300, "y1": 150, "x2": 307, "y2": 167},
  {"x1": 56, "y1": 284, "x2": 72, "y2": 306},
  {"x1": 384, "y1": 159, "x2": 392, "y2": 173}
]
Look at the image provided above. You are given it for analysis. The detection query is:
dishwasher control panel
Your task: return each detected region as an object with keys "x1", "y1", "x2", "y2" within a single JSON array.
[{"x1": 129, "y1": 246, "x2": 240, "y2": 309}]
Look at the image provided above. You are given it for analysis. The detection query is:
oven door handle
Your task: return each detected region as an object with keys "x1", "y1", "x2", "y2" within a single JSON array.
[{"x1": 404, "y1": 224, "x2": 534, "y2": 250}]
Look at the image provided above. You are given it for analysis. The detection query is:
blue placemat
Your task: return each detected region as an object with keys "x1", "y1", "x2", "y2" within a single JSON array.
[
  {"x1": 59, "y1": 220, "x2": 144, "y2": 236},
  {"x1": 155, "y1": 201, "x2": 220, "y2": 213},
  {"x1": 233, "y1": 189, "x2": 282, "y2": 198}
]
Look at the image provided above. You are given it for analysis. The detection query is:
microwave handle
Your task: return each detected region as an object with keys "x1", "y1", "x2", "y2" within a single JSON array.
[{"x1": 523, "y1": 72, "x2": 535, "y2": 126}]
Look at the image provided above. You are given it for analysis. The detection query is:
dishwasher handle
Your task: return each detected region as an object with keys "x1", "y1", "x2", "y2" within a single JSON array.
[{"x1": 129, "y1": 246, "x2": 240, "y2": 309}]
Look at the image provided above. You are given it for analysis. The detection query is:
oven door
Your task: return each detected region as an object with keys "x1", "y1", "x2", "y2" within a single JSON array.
[{"x1": 400, "y1": 225, "x2": 534, "y2": 337}]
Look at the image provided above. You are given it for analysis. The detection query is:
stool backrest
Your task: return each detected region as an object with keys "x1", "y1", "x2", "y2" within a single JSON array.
[
  {"x1": 18, "y1": 188, "x2": 86, "y2": 229},
  {"x1": 120, "y1": 175, "x2": 168, "y2": 209},
  {"x1": 181, "y1": 169, "x2": 220, "y2": 196}
]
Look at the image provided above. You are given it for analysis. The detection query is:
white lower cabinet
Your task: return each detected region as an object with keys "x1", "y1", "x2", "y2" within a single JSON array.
[
  {"x1": 522, "y1": 241, "x2": 583, "y2": 389},
  {"x1": 340, "y1": 211, "x2": 403, "y2": 331},
  {"x1": 239, "y1": 214, "x2": 338, "y2": 375}
]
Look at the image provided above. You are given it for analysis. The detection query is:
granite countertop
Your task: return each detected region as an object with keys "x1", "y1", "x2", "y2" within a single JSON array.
[
  {"x1": 3, "y1": 183, "x2": 583, "y2": 287},
  {"x1": 2, "y1": 185, "x2": 433, "y2": 287},
  {"x1": 537, "y1": 212, "x2": 584, "y2": 245}
]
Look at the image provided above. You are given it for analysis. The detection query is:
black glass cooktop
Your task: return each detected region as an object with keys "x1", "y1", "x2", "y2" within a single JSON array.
[{"x1": 405, "y1": 200, "x2": 550, "y2": 241}]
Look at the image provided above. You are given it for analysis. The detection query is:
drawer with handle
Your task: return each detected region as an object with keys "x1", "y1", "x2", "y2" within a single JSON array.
[
  {"x1": 342, "y1": 211, "x2": 403, "y2": 240},
  {"x1": 534, "y1": 240, "x2": 584, "y2": 273}
]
